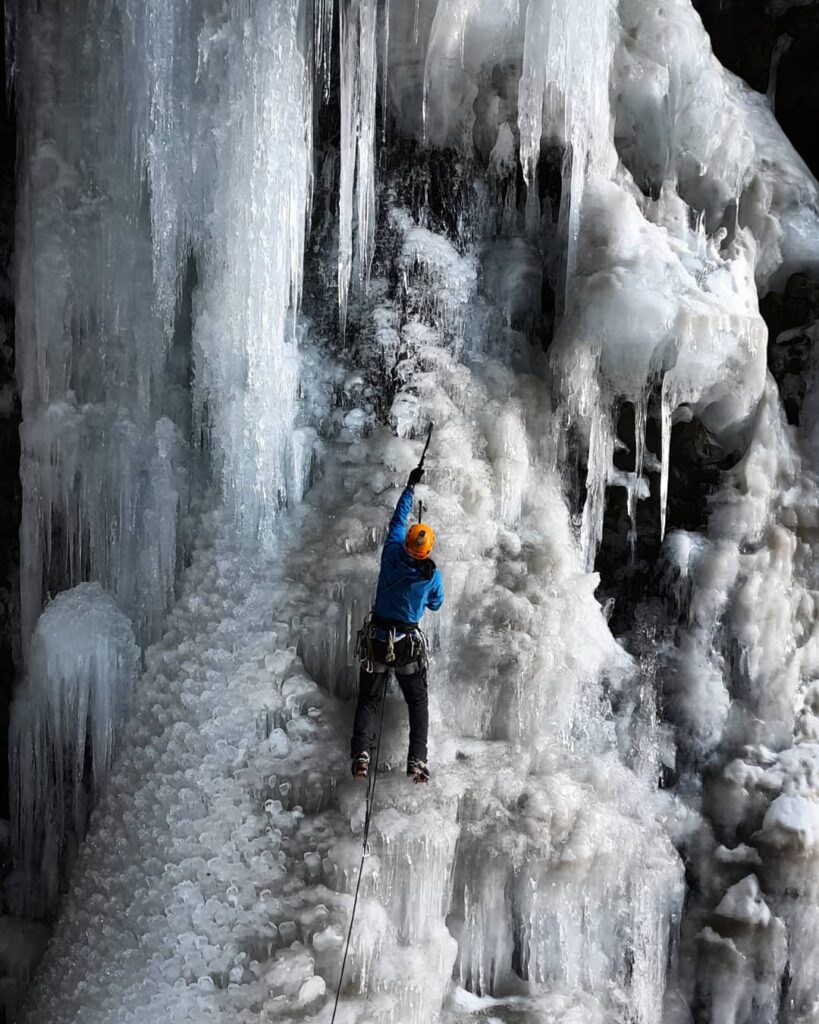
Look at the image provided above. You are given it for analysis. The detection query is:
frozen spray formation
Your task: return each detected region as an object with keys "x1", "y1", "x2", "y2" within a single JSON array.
[{"x1": 7, "y1": 0, "x2": 819, "y2": 1021}]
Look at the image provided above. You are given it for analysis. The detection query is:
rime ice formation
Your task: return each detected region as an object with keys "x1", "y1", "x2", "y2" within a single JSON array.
[{"x1": 8, "y1": 0, "x2": 819, "y2": 1022}]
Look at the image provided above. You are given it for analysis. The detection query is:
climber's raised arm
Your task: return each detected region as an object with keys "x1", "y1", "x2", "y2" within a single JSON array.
[{"x1": 384, "y1": 467, "x2": 423, "y2": 547}]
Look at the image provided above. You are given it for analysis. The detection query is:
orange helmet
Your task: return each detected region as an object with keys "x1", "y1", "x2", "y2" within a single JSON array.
[{"x1": 405, "y1": 523, "x2": 435, "y2": 559}]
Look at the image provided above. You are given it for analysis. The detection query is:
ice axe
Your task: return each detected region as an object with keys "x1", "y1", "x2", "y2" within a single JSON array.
[
  {"x1": 416, "y1": 422, "x2": 433, "y2": 522},
  {"x1": 418, "y1": 421, "x2": 434, "y2": 468}
]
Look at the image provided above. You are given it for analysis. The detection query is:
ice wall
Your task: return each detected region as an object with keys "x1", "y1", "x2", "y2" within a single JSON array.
[
  {"x1": 382, "y1": 0, "x2": 819, "y2": 568},
  {"x1": 552, "y1": 0, "x2": 819, "y2": 568},
  {"x1": 11, "y1": 0, "x2": 317, "y2": 906},
  {"x1": 18, "y1": 201, "x2": 685, "y2": 1024},
  {"x1": 657, "y1": 380, "x2": 819, "y2": 1020},
  {"x1": 13, "y1": 0, "x2": 317, "y2": 644},
  {"x1": 13, "y1": 0, "x2": 189, "y2": 650},
  {"x1": 12, "y1": 0, "x2": 819, "y2": 1020}
]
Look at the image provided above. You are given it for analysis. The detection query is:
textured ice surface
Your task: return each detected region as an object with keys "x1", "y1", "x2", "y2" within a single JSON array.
[{"x1": 20, "y1": 211, "x2": 683, "y2": 1024}]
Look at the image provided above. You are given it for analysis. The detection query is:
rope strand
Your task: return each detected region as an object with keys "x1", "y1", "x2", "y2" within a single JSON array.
[{"x1": 331, "y1": 678, "x2": 388, "y2": 1023}]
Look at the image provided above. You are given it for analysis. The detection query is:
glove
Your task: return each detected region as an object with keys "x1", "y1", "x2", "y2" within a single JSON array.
[{"x1": 407, "y1": 466, "x2": 424, "y2": 488}]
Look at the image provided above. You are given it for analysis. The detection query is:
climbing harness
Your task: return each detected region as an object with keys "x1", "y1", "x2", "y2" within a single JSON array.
[
  {"x1": 358, "y1": 614, "x2": 421, "y2": 671},
  {"x1": 330, "y1": 667, "x2": 388, "y2": 1024}
]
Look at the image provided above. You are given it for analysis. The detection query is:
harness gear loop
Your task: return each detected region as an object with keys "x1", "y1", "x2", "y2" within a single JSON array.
[
  {"x1": 356, "y1": 612, "x2": 374, "y2": 672},
  {"x1": 410, "y1": 627, "x2": 428, "y2": 668}
]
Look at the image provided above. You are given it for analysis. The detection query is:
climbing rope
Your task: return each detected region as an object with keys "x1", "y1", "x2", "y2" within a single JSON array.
[{"x1": 330, "y1": 678, "x2": 388, "y2": 1024}]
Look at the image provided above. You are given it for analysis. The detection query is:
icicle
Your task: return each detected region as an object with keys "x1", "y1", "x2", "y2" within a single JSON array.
[
  {"x1": 413, "y1": 0, "x2": 421, "y2": 44},
  {"x1": 580, "y1": 408, "x2": 613, "y2": 572},
  {"x1": 13, "y1": 0, "x2": 199, "y2": 651},
  {"x1": 4, "y1": 0, "x2": 16, "y2": 102},
  {"x1": 518, "y1": 0, "x2": 548, "y2": 193},
  {"x1": 627, "y1": 394, "x2": 647, "y2": 565},
  {"x1": 338, "y1": 0, "x2": 359, "y2": 337},
  {"x1": 518, "y1": 0, "x2": 550, "y2": 235},
  {"x1": 518, "y1": 0, "x2": 616, "y2": 302},
  {"x1": 193, "y1": 1, "x2": 312, "y2": 545},
  {"x1": 562, "y1": 141, "x2": 584, "y2": 310},
  {"x1": 315, "y1": 0, "x2": 335, "y2": 100},
  {"x1": 660, "y1": 375, "x2": 675, "y2": 543},
  {"x1": 381, "y1": 0, "x2": 390, "y2": 146},
  {"x1": 766, "y1": 33, "x2": 793, "y2": 114},
  {"x1": 356, "y1": 0, "x2": 378, "y2": 291},
  {"x1": 421, "y1": 0, "x2": 452, "y2": 145}
]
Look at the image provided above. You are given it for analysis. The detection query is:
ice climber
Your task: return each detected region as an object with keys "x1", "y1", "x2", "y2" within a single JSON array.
[{"x1": 351, "y1": 465, "x2": 444, "y2": 784}]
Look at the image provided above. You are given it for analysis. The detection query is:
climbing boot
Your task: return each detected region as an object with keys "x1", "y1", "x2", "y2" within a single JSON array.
[
  {"x1": 406, "y1": 757, "x2": 430, "y2": 784},
  {"x1": 351, "y1": 752, "x2": 370, "y2": 780}
]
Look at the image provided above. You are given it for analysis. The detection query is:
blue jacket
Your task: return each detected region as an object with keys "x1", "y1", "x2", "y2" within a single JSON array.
[{"x1": 373, "y1": 487, "x2": 444, "y2": 626}]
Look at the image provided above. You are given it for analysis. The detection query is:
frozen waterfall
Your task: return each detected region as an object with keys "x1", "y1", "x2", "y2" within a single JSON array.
[{"x1": 6, "y1": 0, "x2": 819, "y2": 1022}]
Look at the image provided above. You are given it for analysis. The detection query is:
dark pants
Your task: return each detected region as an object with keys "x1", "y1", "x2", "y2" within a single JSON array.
[{"x1": 351, "y1": 634, "x2": 428, "y2": 763}]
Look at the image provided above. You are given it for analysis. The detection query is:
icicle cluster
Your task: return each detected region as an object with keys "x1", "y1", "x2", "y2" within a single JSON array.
[
  {"x1": 338, "y1": 0, "x2": 381, "y2": 335},
  {"x1": 10, "y1": 0, "x2": 318, "y2": 923},
  {"x1": 553, "y1": 0, "x2": 819, "y2": 567},
  {"x1": 14, "y1": 0, "x2": 318, "y2": 657},
  {"x1": 10, "y1": 584, "x2": 139, "y2": 917},
  {"x1": 193, "y1": 3, "x2": 312, "y2": 546}
]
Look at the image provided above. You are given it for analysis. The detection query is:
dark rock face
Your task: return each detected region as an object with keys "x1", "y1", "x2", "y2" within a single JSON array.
[
  {"x1": 762, "y1": 274, "x2": 819, "y2": 426},
  {"x1": 0, "y1": 18, "x2": 18, "y2": 821},
  {"x1": 694, "y1": 0, "x2": 819, "y2": 177},
  {"x1": 761, "y1": 273, "x2": 819, "y2": 341}
]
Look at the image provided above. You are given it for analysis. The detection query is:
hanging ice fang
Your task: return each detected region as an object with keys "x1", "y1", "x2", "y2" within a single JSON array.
[
  {"x1": 338, "y1": 0, "x2": 380, "y2": 332},
  {"x1": 315, "y1": 0, "x2": 336, "y2": 99},
  {"x1": 337, "y1": 0, "x2": 358, "y2": 337},
  {"x1": 518, "y1": 0, "x2": 617, "y2": 299},
  {"x1": 192, "y1": 2, "x2": 312, "y2": 546},
  {"x1": 356, "y1": 0, "x2": 378, "y2": 291},
  {"x1": 381, "y1": 0, "x2": 390, "y2": 146}
]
